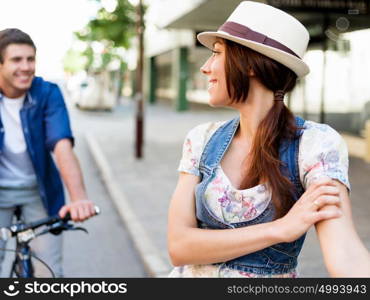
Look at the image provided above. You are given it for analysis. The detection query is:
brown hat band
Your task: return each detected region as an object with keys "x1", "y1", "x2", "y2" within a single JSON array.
[{"x1": 218, "y1": 21, "x2": 300, "y2": 59}]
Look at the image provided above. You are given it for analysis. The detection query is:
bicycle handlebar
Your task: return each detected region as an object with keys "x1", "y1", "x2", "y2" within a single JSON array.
[
  {"x1": 23, "y1": 205, "x2": 100, "y2": 232},
  {"x1": 0, "y1": 205, "x2": 100, "y2": 239}
]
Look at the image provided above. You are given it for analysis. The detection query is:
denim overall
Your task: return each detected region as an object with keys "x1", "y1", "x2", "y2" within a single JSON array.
[{"x1": 195, "y1": 116, "x2": 306, "y2": 275}]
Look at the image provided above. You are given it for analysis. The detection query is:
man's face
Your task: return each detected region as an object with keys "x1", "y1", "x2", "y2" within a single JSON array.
[{"x1": 0, "y1": 43, "x2": 35, "y2": 98}]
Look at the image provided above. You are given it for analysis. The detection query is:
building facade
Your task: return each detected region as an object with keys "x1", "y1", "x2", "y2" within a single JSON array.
[{"x1": 144, "y1": 0, "x2": 370, "y2": 136}]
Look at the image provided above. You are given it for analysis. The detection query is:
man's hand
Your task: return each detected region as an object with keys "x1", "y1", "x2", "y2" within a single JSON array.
[{"x1": 58, "y1": 199, "x2": 96, "y2": 222}]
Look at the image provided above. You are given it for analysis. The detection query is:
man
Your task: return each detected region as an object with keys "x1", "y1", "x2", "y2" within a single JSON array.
[{"x1": 0, "y1": 28, "x2": 95, "y2": 277}]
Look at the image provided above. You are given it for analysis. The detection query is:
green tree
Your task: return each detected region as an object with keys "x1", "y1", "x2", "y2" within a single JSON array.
[
  {"x1": 66, "y1": 0, "x2": 138, "y2": 101},
  {"x1": 76, "y1": 0, "x2": 136, "y2": 50},
  {"x1": 63, "y1": 48, "x2": 86, "y2": 74}
]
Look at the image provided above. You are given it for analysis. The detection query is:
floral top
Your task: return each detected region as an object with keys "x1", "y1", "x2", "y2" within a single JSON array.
[{"x1": 168, "y1": 120, "x2": 350, "y2": 278}]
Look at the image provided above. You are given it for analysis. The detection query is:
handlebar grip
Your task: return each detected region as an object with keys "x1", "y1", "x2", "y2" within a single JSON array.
[
  {"x1": 62, "y1": 205, "x2": 101, "y2": 222},
  {"x1": 62, "y1": 212, "x2": 71, "y2": 222}
]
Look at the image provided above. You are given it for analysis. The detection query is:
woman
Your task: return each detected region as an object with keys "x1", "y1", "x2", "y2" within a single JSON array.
[{"x1": 167, "y1": 1, "x2": 370, "y2": 277}]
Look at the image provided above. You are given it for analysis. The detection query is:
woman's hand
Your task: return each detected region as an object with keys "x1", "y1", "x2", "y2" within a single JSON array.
[{"x1": 275, "y1": 177, "x2": 342, "y2": 243}]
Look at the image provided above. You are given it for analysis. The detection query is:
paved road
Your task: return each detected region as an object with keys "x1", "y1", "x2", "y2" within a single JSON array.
[
  {"x1": 0, "y1": 102, "x2": 147, "y2": 278},
  {"x1": 62, "y1": 107, "x2": 147, "y2": 277}
]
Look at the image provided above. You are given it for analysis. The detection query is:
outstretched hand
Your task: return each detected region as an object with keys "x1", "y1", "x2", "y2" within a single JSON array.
[
  {"x1": 276, "y1": 177, "x2": 342, "y2": 243},
  {"x1": 58, "y1": 199, "x2": 96, "y2": 222}
]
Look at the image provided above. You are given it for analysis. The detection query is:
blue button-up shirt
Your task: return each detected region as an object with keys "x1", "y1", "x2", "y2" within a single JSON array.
[{"x1": 0, "y1": 76, "x2": 74, "y2": 216}]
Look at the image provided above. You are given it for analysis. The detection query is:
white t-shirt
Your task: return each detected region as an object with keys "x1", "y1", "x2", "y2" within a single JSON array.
[{"x1": 0, "y1": 95, "x2": 37, "y2": 188}]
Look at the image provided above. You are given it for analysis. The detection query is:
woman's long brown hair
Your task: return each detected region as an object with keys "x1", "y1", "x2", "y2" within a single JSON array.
[{"x1": 223, "y1": 39, "x2": 300, "y2": 219}]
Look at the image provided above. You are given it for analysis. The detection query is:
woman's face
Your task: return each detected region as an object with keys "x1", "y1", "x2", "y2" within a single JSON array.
[{"x1": 200, "y1": 41, "x2": 231, "y2": 107}]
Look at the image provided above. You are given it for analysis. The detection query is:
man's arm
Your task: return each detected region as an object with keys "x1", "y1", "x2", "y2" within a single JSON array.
[
  {"x1": 54, "y1": 138, "x2": 95, "y2": 221},
  {"x1": 315, "y1": 179, "x2": 370, "y2": 277}
]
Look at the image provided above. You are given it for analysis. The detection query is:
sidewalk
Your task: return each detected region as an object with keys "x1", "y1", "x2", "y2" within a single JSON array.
[{"x1": 84, "y1": 100, "x2": 370, "y2": 277}]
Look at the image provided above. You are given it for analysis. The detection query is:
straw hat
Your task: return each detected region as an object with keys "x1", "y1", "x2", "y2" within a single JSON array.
[{"x1": 197, "y1": 1, "x2": 310, "y2": 77}]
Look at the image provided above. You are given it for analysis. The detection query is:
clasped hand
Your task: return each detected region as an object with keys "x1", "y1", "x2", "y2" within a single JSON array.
[{"x1": 276, "y1": 177, "x2": 341, "y2": 243}]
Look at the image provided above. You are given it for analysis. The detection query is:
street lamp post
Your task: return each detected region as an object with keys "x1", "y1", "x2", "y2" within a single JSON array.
[
  {"x1": 135, "y1": 0, "x2": 144, "y2": 159},
  {"x1": 319, "y1": 13, "x2": 329, "y2": 125}
]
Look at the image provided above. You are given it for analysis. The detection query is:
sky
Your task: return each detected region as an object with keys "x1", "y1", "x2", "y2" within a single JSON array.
[{"x1": 0, "y1": 0, "x2": 98, "y2": 80}]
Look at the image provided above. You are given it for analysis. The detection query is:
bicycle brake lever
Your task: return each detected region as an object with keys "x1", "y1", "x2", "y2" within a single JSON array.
[
  {"x1": 49, "y1": 222, "x2": 74, "y2": 235},
  {"x1": 49, "y1": 222, "x2": 89, "y2": 235},
  {"x1": 70, "y1": 226, "x2": 88, "y2": 234}
]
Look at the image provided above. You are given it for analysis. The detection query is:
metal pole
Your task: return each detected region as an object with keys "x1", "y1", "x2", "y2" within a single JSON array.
[
  {"x1": 302, "y1": 77, "x2": 308, "y2": 120},
  {"x1": 135, "y1": 0, "x2": 144, "y2": 159},
  {"x1": 320, "y1": 14, "x2": 329, "y2": 124}
]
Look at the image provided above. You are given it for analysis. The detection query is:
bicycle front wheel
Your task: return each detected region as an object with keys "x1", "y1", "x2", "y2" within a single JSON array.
[
  {"x1": 27, "y1": 253, "x2": 55, "y2": 278},
  {"x1": 10, "y1": 252, "x2": 55, "y2": 278}
]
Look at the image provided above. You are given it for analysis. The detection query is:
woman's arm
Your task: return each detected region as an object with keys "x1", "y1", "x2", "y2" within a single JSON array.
[
  {"x1": 168, "y1": 174, "x2": 341, "y2": 266},
  {"x1": 315, "y1": 180, "x2": 370, "y2": 277},
  {"x1": 168, "y1": 173, "x2": 281, "y2": 266}
]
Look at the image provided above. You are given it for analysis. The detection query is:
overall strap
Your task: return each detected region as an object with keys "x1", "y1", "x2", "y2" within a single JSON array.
[
  {"x1": 279, "y1": 116, "x2": 306, "y2": 200},
  {"x1": 199, "y1": 115, "x2": 305, "y2": 200},
  {"x1": 199, "y1": 117, "x2": 239, "y2": 173}
]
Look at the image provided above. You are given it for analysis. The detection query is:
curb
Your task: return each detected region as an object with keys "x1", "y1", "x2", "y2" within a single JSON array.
[{"x1": 85, "y1": 132, "x2": 172, "y2": 278}]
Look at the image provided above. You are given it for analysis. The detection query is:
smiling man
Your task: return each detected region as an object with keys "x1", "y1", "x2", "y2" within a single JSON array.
[{"x1": 0, "y1": 28, "x2": 96, "y2": 277}]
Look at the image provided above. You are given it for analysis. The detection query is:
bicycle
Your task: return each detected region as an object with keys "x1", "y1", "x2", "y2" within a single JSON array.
[{"x1": 0, "y1": 205, "x2": 100, "y2": 278}]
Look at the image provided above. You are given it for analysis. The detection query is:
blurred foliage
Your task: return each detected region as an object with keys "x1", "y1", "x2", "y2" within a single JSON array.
[
  {"x1": 64, "y1": 0, "x2": 139, "y2": 74},
  {"x1": 82, "y1": 44, "x2": 94, "y2": 72},
  {"x1": 63, "y1": 0, "x2": 147, "y2": 102},
  {"x1": 63, "y1": 48, "x2": 86, "y2": 74},
  {"x1": 75, "y1": 0, "x2": 136, "y2": 50}
]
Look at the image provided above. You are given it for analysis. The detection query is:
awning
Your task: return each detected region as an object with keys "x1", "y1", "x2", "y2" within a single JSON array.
[{"x1": 164, "y1": 0, "x2": 370, "y2": 41}]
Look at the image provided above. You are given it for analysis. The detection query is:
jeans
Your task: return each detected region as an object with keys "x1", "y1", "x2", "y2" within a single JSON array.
[{"x1": 0, "y1": 187, "x2": 63, "y2": 277}]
